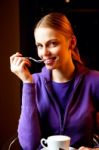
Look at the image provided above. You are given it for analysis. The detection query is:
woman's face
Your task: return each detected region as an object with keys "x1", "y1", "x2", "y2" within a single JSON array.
[{"x1": 34, "y1": 27, "x2": 72, "y2": 70}]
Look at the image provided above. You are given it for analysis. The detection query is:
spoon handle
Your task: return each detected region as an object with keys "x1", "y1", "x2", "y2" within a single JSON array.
[{"x1": 25, "y1": 57, "x2": 43, "y2": 63}]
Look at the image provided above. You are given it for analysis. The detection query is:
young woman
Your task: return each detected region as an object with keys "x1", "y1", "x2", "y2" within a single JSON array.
[{"x1": 10, "y1": 12, "x2": 99, "y2": 150}]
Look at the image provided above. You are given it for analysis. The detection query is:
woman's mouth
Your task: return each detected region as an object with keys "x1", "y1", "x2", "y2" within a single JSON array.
[{"x1": 44, "y1": 56, "x2": 59, "y2": 65}]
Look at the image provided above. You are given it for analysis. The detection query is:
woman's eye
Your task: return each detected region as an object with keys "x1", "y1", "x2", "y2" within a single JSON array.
[
  {"x1": 36, "y1": 44, "x2": 42, "y2": 49},
  {"x1": 49, "y1": 41, "x2": 58, "y2": 47}
]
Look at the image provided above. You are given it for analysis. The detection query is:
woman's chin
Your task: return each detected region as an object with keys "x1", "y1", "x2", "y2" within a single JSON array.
[{"x1": 45, "y1": 64, "x2": 58, "y2": 70}]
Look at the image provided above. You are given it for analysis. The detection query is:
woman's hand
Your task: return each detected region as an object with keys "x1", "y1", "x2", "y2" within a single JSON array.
[
  {"x1": 78, "y1": 146, "x2": 98, "y2": 150},
  {"x1": 10, "y1": 52, "x2": 33, "y2": 83}
]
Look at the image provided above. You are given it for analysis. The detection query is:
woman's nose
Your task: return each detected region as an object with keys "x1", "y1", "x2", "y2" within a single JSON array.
[{"x1": 42, "y1": 47, "x2": 50, "y2": 56}]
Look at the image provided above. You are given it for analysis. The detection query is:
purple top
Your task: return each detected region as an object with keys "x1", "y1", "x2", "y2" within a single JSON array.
[
  {"x1": 18, "y1": 63, "x2": 99, "y2": 150},
  {"x1": 52, "y1": 80, "x2": 74, "y2": 123}
]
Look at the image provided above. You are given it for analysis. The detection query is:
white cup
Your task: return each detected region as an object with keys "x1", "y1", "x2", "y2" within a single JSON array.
[{"x1": 40, "y1": 135, "x2": 71, "y2": 150}]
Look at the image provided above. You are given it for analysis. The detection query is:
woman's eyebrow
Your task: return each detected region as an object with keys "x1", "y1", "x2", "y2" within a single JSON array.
[
  {"x1": 35, "y1": 39, "x2": 59, "y2": 46},
  {"x1": 47, "y1": 39, "x2": 59, "y2": 43},
  {"x1": 35, "y1": 42, "x2": 42, "y2": 45}
]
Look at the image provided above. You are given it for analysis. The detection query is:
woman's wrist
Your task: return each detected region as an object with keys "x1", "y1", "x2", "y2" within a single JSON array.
[{"x1": 23, "y1": 76, "x2": 34, "y2": 83}]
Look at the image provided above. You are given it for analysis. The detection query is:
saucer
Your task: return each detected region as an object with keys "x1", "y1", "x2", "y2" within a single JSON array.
[{"x1": 41, "y1": 147, "x2": 77, "y2": 150}]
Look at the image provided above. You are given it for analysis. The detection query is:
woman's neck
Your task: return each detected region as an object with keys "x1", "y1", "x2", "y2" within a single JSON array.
[{"x1": 52, "y1": 61, "x2": 75, "y2": 83}]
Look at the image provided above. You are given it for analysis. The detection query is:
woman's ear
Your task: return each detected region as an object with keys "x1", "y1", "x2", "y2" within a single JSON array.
[{"x1": 69, "y1": 35, "x2": 77, "y2": 50}]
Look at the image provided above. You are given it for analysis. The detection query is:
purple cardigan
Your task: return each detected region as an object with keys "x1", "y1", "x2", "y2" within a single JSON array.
[{"x1": 18, "y1": 63, "x2": 99, "y2": 150}]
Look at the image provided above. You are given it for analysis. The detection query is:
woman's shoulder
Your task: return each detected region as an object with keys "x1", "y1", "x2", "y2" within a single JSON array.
[
  {"x1": 83, "y1": 68, "x2": 99, "y2": 86},
  {"x1": 78, "y1": 62, "x2": 99, "y2": 78},
  {"x1": 77, "y1": 63, "x2": 99, "y2": 84},
  {"x1": 86, "y1": 69, "x2": 99, "y2": 78}
]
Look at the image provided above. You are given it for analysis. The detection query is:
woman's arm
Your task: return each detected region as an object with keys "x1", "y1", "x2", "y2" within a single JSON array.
[
  {"x1": 10, "y1": 52, "x2": 41, "y2": 149},
  {"x1": 18, "y1": 83, "x2": 41, "y2": 150}
]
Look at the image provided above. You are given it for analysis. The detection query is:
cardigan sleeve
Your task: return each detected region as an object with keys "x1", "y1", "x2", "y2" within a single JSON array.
[
  {"x1": 17, "y1": 83, "x2": 41, "y2": 150},
  {"x1": 91, "y1": 71, "x2": 99, "y2": 111},
  {"x1": 92, "y1": 72, "x2": 99, "y2": 147}
]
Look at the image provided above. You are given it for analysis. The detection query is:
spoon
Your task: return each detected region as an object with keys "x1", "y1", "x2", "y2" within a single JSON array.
[{"x1": 25, "y1": 57, "x2": 43, "y2": 63}]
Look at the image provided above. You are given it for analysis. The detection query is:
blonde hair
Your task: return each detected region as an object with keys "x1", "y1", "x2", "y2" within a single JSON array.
[{"x1": 34, "y1": 12, "x2": 82, "y2": 64}]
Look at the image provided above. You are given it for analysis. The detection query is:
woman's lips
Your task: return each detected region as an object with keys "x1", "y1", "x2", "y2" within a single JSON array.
[
  {"x1": 44, "y1": 58, "x2": 54, "y2": 64},
  {"x1": 44, "y1": 57, "x2": 59, "y2": 64}
]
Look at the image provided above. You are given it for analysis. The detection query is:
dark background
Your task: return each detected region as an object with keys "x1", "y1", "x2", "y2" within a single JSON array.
[{"x1": 20, "y1": 0, "x2": 99, "y2": 73}]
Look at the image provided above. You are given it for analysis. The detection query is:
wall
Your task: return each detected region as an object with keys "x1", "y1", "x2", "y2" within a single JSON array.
[{"x1": 0, "y1": 0, "x2": 20, "y2": 148}]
